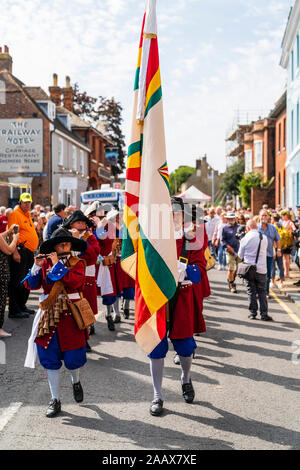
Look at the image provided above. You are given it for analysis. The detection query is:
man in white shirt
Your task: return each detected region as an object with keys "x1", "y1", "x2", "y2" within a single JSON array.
[
  {"x1": 205, "y1": 207, "x2": 220, "y2": 261},
  {"x1": 238, "y1": 220, "x2": 272, "y2": 321}
]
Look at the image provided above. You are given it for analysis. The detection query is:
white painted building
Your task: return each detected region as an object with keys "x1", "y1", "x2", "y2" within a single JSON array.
[{"x1": 280, "y1": 0, "x2": 300, "y2": 209}]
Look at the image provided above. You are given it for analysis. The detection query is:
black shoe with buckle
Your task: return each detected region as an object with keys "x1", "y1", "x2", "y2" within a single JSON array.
[
  {"x1": 106, "y1": 315, "x2": 115, "y2": 331},
  {"x1": 46, "y1": 399, "x2": 61, "y2": 418},
  {"x1": 150, "y1": 398, "x2": 164, "y2": 416},
  {"x1": 73, "y1": 382, "x2": 84, "y2": 403},
  {"x1": 182, "y1": 380, "x2": 195, "y2": 403}
]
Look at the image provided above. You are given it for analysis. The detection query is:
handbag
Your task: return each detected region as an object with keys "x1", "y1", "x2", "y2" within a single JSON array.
[
  {"x1": 237, "y1": 233, "x2": 263, "y2": 281},
  {"x1": 63, "y1": 288, "x2": 95, "y2": 330},
  {"x1": 205, "y1": 247, "x2": 215, "y2": 271}
]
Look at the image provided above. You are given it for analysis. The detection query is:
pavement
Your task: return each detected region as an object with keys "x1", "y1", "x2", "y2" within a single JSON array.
[
  {"x1": 0, "y1": 268, "x2": 300, "y2": 450},
  {"x1": 271, "y1": 262, "x2": 300, "y2": 307}
]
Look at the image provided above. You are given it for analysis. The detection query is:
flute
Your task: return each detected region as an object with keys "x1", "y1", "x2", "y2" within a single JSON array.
[{"x1": 35, "y1": 251, "x2": 71, "y2": 259}]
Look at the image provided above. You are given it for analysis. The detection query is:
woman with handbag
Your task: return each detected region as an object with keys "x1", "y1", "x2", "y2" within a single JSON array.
[
  {"x1": 23, "y1": 227, "x2": 89, "y2": 418},
  {"x1": 0, "y1": 224, "x2": 19, "y2": 338}
]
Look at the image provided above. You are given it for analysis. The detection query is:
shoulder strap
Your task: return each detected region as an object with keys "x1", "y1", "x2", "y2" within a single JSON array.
[
  {"x1": 180, "y1": 236, "x2": 189, "y2": 261},
  {"x1": 255, "y1": 232, "x2": 263, "y2": 265}
]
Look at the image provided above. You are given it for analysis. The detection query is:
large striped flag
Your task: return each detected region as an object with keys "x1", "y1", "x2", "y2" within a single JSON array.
[{"x1": 121, "y1": 0, "x2": 178, "y2": 354}]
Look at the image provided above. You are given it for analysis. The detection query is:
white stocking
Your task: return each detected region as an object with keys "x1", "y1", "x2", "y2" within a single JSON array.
[{"x1": 149, "y1": 358, "x2": 164, "y2": 401}]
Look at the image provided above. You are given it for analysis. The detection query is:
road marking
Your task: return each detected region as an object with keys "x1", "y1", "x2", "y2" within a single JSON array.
[
  {"x1": 0, "y1": 402, "x2": 22, "y2": 433},
  {"x1": 270, "y1": 289, "x2": 300, "y2": 327}
]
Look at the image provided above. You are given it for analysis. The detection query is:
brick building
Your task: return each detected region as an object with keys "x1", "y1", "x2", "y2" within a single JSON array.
[
  {"x1": 0, "y1": 47, "x2": 91, "y2": 208},
  {"x1": 243, "y1": 117, "x2": 276, "y2": 214},
  {"x1": 48, "y1": 74, "x2": 113, "y2": 190},
  {"x1": 269, "y1": 91, "x2": 287, "y2": 209}
]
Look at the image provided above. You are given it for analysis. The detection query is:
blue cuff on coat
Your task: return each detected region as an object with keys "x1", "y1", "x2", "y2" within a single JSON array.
[
  {"x1": 21, "y1": 270, "x2": 42, "y2": 288},
  {"x1": 186, "y1": 265, "x2": 201, "y2": 284},
  {"x1": 95, "y1": 227, "x2": 107, "y2": 240},
  {"x1": 46, "y1": 261, "x2": 68, "y2": 283}
]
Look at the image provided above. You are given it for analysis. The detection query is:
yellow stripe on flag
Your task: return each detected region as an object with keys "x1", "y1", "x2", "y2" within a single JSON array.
[
  {"x1": 135, "y1": 312, "x2": 162, "y2": 355},
  {"x1": 137, "y1": 235, "x2": 168, "y2": 315},
  {"x1": 127, "y1": 151, "x2": 142, "y2": 169},
  {"x1": 145, "y1": 67, "x2": 161, "y2": 111},
  {"x1": 137, "y1": 47, "x2": 142, "y2": 68},
  {"x1": 124, "y1": 204, "x2": 139, "y2": 244}
]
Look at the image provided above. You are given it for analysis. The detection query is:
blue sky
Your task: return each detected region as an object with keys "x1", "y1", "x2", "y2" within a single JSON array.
[{"x1": 0, "y1": 0, "x2": 291, "y2": 174}]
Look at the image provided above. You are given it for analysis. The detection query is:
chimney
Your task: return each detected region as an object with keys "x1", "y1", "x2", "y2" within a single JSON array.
[
  {"x1": 62, "y1": 76, "x2": 74, "y2": 112},
  {"x1": 49, "y1": 73, "x2": 62, "y2": 106},
  {"x1": 0, "y1": 45, "x2": 13, "y2": 73}
]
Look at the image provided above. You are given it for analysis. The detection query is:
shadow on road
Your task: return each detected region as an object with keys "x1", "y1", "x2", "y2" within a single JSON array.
[{"x1": 60, "y1": 404, "x2": 233, "y2": 450}]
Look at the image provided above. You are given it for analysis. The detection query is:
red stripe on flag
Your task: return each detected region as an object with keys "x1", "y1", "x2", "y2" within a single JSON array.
[
  {"x1": 125, "y1": 192, "x2": 139, "y2": 210},
  {"x1": 125, "y1": 192, "x2": 139, "y2": 212},
  {"x1": 139, "y1": 13, "x2": 146, "y2": 48},
  {"x1": 146, "y1": 38, "x2": 159, "y2": 90},
  {"x1": 134, "y1": 280, "x2": 166, "y2": 349},
  {"x1": 126, "y1": 167, "x2": 141, "y2": 182}
]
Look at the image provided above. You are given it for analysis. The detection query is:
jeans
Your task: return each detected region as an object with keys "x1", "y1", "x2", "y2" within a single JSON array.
[
  {"x1": 218, "y1": 244, "x2": 226, "y2": 266},
  {"x1": 245, "y1": 272, "x2": 268, "y2": 317},
  {"x1": 266, "y1": 256, "x2": 274, "y2": 295},
  {"x1": 208, "y1": 241, "x2": 218, "y2": 261},
  {"x1": 271, "y1": 255, "x2": 284, "y2": 280}
]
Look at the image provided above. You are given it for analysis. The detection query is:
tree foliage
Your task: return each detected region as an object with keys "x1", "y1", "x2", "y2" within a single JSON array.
[
  {"x1": 169, "y1": 166, "x2": 195, "y2": 195},
  {"x1": 220, "y1": 159, "x2": 245, "y2": 196},
  {"x1": 73, "y1": 84, "x2": 126, "y2": 176},
  {"x1": 238, "y1": 172, "x2": 263, "y2": 207}
]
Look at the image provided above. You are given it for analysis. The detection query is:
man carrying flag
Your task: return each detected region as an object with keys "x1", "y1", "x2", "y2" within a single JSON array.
[{"x1": 122, "y1": 0, "x2": 207, "y2": 417}]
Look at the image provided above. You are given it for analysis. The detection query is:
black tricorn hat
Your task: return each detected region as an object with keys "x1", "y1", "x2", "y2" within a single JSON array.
[
  {"x1": 171, "y1": 197, "x2": 206, "y2": 224},
  {"x1": 39, "y1": 227, "x2": 87, "y2": 254},
  {"x1": 63, "y1": 210, "x2": 94, "y2": 229}
]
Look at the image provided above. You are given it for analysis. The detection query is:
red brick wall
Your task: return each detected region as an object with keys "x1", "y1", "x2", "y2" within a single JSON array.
[
  {"x1": 251, "y1": 180, "x2": 275, "y2": 215},
  {"x1": 0, "y1": 77, "x2": 51, "y2": 207},
  {"x1": 275, "y1": 110, "x2": 287, "y2": 208}
]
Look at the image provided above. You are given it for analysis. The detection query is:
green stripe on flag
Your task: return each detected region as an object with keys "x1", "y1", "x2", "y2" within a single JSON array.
[
  {"x1": 128, "y1": 141, "x2": 141, "y2": 158},
  {"x1": 139, "y1": 225, "x2": 176, "y2": 300},
  {"x1": 121, "y1": 224, "x2": 136, "y2": 260},
  {"x1": 144, "y1": 86, "x2": 162, "y2": 119},
  {"x1": 134, "y1": 67, "x2": 140, "y2": 91}
]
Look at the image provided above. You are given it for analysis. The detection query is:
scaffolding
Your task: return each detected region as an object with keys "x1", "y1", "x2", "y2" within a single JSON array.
[{"x1": 225, "y1": 109, "x2": 269, "y2": 167}]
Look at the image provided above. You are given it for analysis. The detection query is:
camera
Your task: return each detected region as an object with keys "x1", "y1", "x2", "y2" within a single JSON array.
[
  {"x1": 236, "y1": 225, "x2": 246, "y2": 240},
  {"x1": 13, "y1": 225, "x2": 19, "y2": 234}
]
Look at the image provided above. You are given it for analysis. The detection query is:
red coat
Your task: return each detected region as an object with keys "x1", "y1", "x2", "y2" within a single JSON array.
[
  {"x1": 24, "y1": 258, "x2": 87, "y2": 352},
  {"x1": 80, "y1": 232, "x2": 100, "y2": 316},
  {"x1": 97, "y1": 225, "x2": 132, "y2": 297},
  {"x1": 169, "y1": 231, "x2": 210, "y2": 340}
]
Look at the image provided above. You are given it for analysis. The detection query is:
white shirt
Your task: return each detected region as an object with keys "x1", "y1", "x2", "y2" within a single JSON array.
[
  {"x1": 217, "y1": 222, "x2": 227, "y2": 241},
  {"x1": 205, "y1": 216, "x2": 220, "y2": 241},
  {"x1": 238, "y1": 229, "x2": 268, "y2": 275}
]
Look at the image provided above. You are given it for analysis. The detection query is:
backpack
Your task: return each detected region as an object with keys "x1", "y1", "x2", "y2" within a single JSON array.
[{"x1": 277, "y1": 226, "x2": 294, "y2": 250}]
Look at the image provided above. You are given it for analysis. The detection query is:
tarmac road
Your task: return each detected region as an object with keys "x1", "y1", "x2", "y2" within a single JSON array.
[{"x1": 0, "y1": 268, "x2": 300, "y2": 450}]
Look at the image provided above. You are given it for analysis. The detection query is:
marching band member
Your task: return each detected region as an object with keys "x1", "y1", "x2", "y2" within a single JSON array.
[
  {"x1": 148, "y1": 197, "x2": 209, "y2": 417},
  {"x1": 95, "y1": 207, "x2": 135, "y2": 329},
  {"x1": 63, "y1": 210, "x2": 100, "y2": 345},
  {"x1": 23, "y1": 227, "x2": 88, "y2": 418}
]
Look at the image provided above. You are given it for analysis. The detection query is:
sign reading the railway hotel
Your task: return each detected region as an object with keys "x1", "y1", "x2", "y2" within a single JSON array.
[{"x1": 0, "y1": 119, "x2": 43, "y2": 173}]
